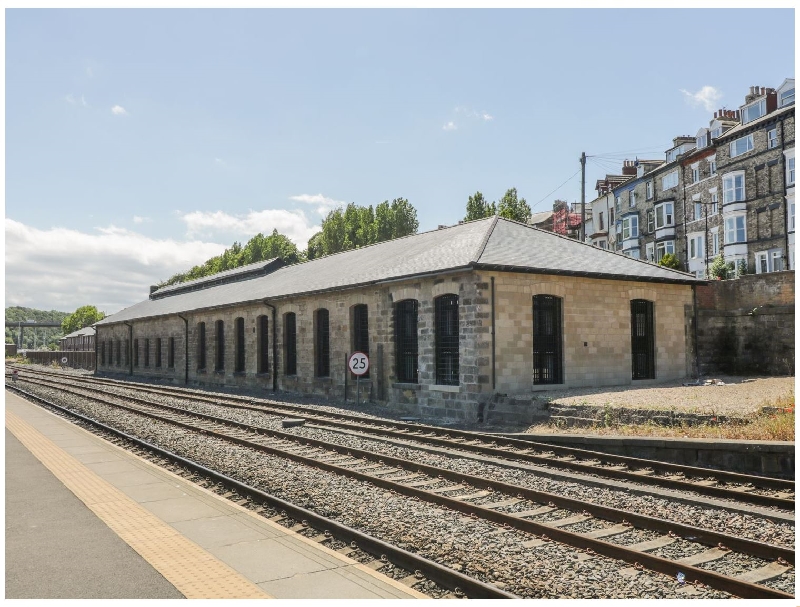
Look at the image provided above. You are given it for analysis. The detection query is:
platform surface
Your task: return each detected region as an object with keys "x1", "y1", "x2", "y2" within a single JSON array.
[{"x1": 5, "y1": 390, "x2": 424, "y2": 599}]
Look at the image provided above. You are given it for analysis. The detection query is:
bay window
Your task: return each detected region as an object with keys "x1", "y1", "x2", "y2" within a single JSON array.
[
  {"x1": 725, "y1": 215, "x2": 746, "y2": 244},
  {"x1": 655, "y1": 202, "x2": 674, "y2": 229},
  {"x1": 723, "y1": 173, "x2": 745, "y2": 204},
  {"x1": 622, "y1": 215, "x2": 638, "y2": 239},
  {"x1": 656, "y1": 240, "x2": 675, "y2": 261}
]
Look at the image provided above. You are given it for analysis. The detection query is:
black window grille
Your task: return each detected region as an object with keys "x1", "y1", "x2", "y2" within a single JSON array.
[
  {"x1": 235, "y1": 317, "x2": 245, "y2": 372},
  {"x1": 631, "y1": 299, "x2": 655, "y2": 380},
  {"x1": 197, "y1": 322, "x2": 206, "y2": 370},
  {"x1": 257, "y1": 315, "x2": 269, "y2": 373},
  {"x1": 315, "y1": 309, "x2": 330, "y2": 377},
  {"x1": 215, "y1": 320, "x2": 225, "y2": 371},
  {"x1": 285, "y1": 313, "x2": 297, "y2": 376},
  {"x1": 144, "y1": 339, "x2": 150, "y2": 367},
  {"x1": 124, "y1": 339, "x2": 129, "y2": 366},
  {"x1": 352, "y1": 304, "x2": 369, "y2": 378},
  {"x1": 435, "y1": 295, "x2": 459, "y2": 385},
  {"x1": 115, "y1": 340, "x2": 121, "y2": 366},
  {"x1": 168, "y1": 337, "x2": 175, "y2": 369},
  {"x1": 133, "y1": 339, "x2": 139, "y2": 367},
  {"x1": 395, "y1": 299, "x2": 418, "y2": 383},
  {"x1": 155, "y1": 338, "x2": 162, "y2": 367},
  {"x1": 100, "y1": 341, "x2": 105, "y2": 366},
  {"x1": 533, "y1": 295, "x2": 563, "y2": 385}
]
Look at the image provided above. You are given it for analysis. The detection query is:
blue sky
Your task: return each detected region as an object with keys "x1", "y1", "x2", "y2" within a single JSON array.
[{"x1": 5, "y1": 7, "x2": 795, "y2": 314}]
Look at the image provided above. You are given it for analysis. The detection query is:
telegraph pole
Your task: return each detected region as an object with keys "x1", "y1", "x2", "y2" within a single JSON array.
[{"x1": 580, "y1": 152, "x2": 586, "y2": 241}]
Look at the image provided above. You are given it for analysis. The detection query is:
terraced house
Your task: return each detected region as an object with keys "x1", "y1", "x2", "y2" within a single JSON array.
[
  {"x1": 95, "y1": 217, "x2": 700, "y2": 422},
  {"x1": 589, "y1": 78, "x2": 795, "y2": 276}
]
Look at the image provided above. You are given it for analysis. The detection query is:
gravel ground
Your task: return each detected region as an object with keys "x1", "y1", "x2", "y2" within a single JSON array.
[
  {"x1": 531, "y1": 376, "x2": 795, "y2": 417},
  {"x1": 15, "y1": 380, "x2": 749, "y2": 599}
]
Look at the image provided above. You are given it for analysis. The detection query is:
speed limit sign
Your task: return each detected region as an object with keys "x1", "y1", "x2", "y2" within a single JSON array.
[{"x1": 348, "y1": 351, "x2": 369, "y2": 376}]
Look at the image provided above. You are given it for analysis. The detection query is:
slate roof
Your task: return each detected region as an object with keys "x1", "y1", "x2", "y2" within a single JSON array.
[
  {"x1": 61, "y1": 326, "x2": 96, "y2": 339},
  {"x1": 97, "y1": 217, "x2": 700, "y2": 326},
  {"x1": 716, "y1": 104, "x2": 794, "y2": 141},
  {"x1": 151, "y1": 257, "x2": 283, "y2": 298}
]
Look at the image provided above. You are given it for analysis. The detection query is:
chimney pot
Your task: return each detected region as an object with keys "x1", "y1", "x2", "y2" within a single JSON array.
[{"x1": 761, "y1": 87, "x2": 766, "y2": 95}]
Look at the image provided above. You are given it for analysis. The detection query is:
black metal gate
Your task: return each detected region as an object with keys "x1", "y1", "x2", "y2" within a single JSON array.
[
  {"x1": 631, "y1": 299, "x2": 655, "y2": 380},
  {"x1": 533, "y1": 295, "x2": 562, "y2": 385}
]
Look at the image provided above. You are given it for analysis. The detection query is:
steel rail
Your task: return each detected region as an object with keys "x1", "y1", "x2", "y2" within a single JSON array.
[
  {"x1": 16, "y1": 381, "x2": 792, "y2": 599},
  {"x1": 7, "y1": 385, "x2": 517, "y2": 600},
  {"x1": 12, "y1": 369, "x2": 795, "y2": 510}
]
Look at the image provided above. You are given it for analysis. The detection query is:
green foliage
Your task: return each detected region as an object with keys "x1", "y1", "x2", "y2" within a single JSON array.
[
  {"x1": 657, "y1": 253, "x2": 682, "y2": 270},
  {"x1": 708, "y1": 254, "x2": 735, "y2": 280},
  {"x1": 736, "y1": 259, "x2": 750, "y2": 277},
  {"x1": 62, "y1": 305, "x2": 105, "y2": 335},
  {"x1": 159, "y1": 229, "x2": 302, "y2": 288},
  {"x1": 496, "y1": 188, "x2": 531, "y2": 223},
  {"x1": 314, "y1": 198, "x2": 419, "y2": 258},
  {"x1": 464, "y1": 191, "x2": 496, "y2": 221},
  {"x1": 5, "y1": 306, "x2": 69, "y2": 350}
]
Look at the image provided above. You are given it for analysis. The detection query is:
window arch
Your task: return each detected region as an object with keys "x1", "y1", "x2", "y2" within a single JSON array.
[
  {"x1": 234, "y1": 317, "x2": 245, "y2": 373},
  {"x1": 315, "y1": 308, "x2": 330, "y2": 377},
  {"x1": 197, "y1": 322, "x2": 206, "y2": 370},
  {"x1": 284, "y1": 313, "x2": 297, "y2": 376},
  {"x1": 351, "y1": 304, "x2": 369, "y2": 378},
  {"x1": 434, "y1": 294, "x2": 459, "y2": 386},
  {"x1": 215, "y1": 320, "x2": 225, "y2": 371},
  {"x1": 394, "y1": 299, "x2": 418, "y2": 383},
  {"x1": 257, "y1": 315, "x2": 269, "y2": 374},
  {"x1": 532, "y1": 294, "x2": 563, "y2": 385}
]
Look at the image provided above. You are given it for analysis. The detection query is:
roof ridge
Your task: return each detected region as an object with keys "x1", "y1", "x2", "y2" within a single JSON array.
[{"x1": 471, "y1": 214, "x2": 500, "y2": 263}]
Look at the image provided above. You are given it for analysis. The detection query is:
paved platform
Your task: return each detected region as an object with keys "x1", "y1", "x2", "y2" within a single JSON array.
[{"x1": 5, "y1": 390, "x2": 425, "y2": 599}]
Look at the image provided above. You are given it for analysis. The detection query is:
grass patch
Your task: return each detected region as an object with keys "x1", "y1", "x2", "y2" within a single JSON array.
[{"x1": 529, "y1": 393, "x2": 795, "y2": 441}]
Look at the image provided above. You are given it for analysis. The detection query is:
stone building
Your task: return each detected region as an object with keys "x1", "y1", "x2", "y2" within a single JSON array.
[
  {"x1": 59, "y1": 326, "x2": 95, "y2": 351},
  {"x1": 586, "y1": 171, "x2": 632, "y2": 250},
  {"x1": 95, "y1": 217, "x2": 701, "y2": 422}
]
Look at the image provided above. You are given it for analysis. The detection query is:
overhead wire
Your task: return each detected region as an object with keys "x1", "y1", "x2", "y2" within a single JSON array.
[{"x1": 529, "y1": 167, "x2": 583, "y2": 212}]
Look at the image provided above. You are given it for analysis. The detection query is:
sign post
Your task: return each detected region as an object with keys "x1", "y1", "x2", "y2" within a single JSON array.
[{"x1": 347, "y1": 351, "x2": 370, "y2": 406}]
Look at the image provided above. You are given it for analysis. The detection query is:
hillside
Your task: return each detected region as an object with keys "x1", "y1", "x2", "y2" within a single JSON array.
[{"x1": 5, "y1": 306, "x2": 69, "y2": 350}]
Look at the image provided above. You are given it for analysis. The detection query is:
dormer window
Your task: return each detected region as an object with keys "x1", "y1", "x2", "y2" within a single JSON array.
[
  {"x1": 780, "y1": 87, "x2": 795, "y2": 107},
  {"x1": 741, "y1": 98, "x2": 766, "y2": 124},
  {"x1": 696, "y1": 130, "x2": 708, "y2": 150},
  {"x1": 666, "y1": 145, "x2": 684, "y2": 163}
]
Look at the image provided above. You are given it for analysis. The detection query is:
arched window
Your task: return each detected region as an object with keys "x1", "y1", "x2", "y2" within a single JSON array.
[
  {"x1": 284, "y1": 313, "x2": 297, "y2": 376},
  {"x1": 144, "y1": 338, "x2": 150, "y2": 367},
  {"x1": 315, "y1": 309, "x2": 330, "y2": 377},
  {"x1": 197, "y1": 322, "x2": 206, "y2": 370},
  {"x1": 434, "y1": 294, "x2": 459, "y2": 385},
  {"x1": 155, "y1": 338, "x2": 162, "y2": 368},
  {"x1": 533, "y1": 295, "x2": 563, "y2": 385},
  {"x1": 351, "y1": 304, "x2": 369, "y2": 378},
  {"x1": 257, "y1": 315, "x2": 269, "y2": 374},
  {"x1": 215, "y1": 320, "x2": 225, "y2": 371},
  {"x1": 168, "y1": 337, "x2": 175, "y2": 369},
  {"x1": 394, "y1": 299, "x2": 418, "y2": 383},
  {"x1": 631, "y1": 299, "x2": 655, "y2": 380},
  {"x1": 133, "y1": 339, "x2": 139, "y2": 367},
  {"x1": 234, "y1": 317, "x2": 245, "y2": 373}
]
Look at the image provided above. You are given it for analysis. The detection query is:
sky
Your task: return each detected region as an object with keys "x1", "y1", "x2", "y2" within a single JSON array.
[{"x1": 4, "y1": 7, "x2": 796, "y2": 316}]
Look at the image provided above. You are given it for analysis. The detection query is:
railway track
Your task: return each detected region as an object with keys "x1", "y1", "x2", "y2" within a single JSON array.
[
  {"x1": 7, "y1": 369, "x2": 795, "y2": 599},
  {"x1": 13, "y1": 367, "x2": 794, "y2": 509}
]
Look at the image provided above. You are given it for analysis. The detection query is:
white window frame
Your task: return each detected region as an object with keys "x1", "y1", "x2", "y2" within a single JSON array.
[
  {"x1": 694, "y1": 198, "x2": 703, "y2": 221},
  {"x1": 655, "y1": 201, "x2": 674, "y2": 229},
  {"x1": 709, "y1": 188, "x2": 719, "y2": 215},
  {"x1": 689, "y1": 234, "x2": 704, "y2": 259},
  {"x1": 767, "y1": 128, "x2": 778, "y2": 149},
  {"x1": 661, "y1": 170, "x2": 679, "y2": 190},
  {"x1": 645, "y1": 180, "x2": 653, "y2": 200},
  {"x1": 780, "y1": 88, "x2": 795, "y2": 107},
  {"x1": 656, "y1": 240, "x2": 675, "y2": 261},
  {"x1": 788, "y1": 156, "x2": 795, "y2": 186},
  {"x1": 629, "y1": 189, "x2": 636, "y2": 208},
  {"x1": 741, "y1": 99, "x2": 766, "y2": 124},
  {"x1": 622, "y1": 215, "x2": 639, "y2": 240},
  {"x1": 755, "y1": 248, "x2": 785, "y2": 274},
  {"x1": 790, "y1": 201, "x2": 795, "y2": 232},
  {"x1": 691, "y1": 162, "x2": 700, "y2": 183},
  {"x1": 708, "y1": 157, "x2": 717, "y2": 176},
  {"x1": 646, "y1": 209, "x2": 654, "y2": 233},
  {"x1": 645, "y1": 242, "x2": 655, "y2": 262},
  {"x1": 711, "y1": 228, "x2": 720, "y2": 256},
  {"x1": 722, "y1": 172, "x2": 745, "y2": 204},
  {"x1": 730, "y1": 135, "x2": 754, "y2": 158},
  {"x1": 725, "y1": 214, "x2": 746, "y2": 244}
]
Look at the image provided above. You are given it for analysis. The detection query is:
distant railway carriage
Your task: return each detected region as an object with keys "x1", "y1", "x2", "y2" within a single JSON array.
[{"x1": 94, "y1": 217, "x2": 702, "y2": 422}]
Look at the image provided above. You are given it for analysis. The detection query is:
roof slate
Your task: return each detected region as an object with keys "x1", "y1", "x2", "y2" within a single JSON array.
[
  {"x1": 62, "y1": 326, "x2": 96, "y2": 339},
  {"x1": 97, "y1": 217, "x2": 699, "y2": 326}
]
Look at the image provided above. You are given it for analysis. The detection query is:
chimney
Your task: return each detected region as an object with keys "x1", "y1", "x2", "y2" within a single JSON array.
[
  {"x1": 750, "y1": 86, "x2": 755, "y2": 95},
  {"x1": 761, "y1": 87, "x2": 766, "y2": 96}
]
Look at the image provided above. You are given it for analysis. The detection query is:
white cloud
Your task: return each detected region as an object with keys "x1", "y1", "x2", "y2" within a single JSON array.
[
  {"x1": 289, "y1": 193, "x2": 347, "y2": 216},
  {"x1": 81, "y1": 95, "x2": 88, "y2": 107},
  {"x1": 482, "y1": 113, "x2": 494, "y2": 121},
  {"x1": 179, "y1": 208, "x2": 321, "y2": 247},
  {"x1": 111, "y1": 105, "x2": 128, "y2": 116},
  {"x1": 4, "y1": 219, "x2": 226, "y2": 314},
  {"x1": 64, "y1": 94, "x2": 76, "y2": 104},
  {"x1": 442, "y1": 121, "x2": 457, "y2": 131},
  {"x1": 214, "y1": 157, "x2": 226, "y2": 166},
  {"x1": 680, "y1": 86, "x2": 723, "y2": 112},
  {"x1": 133, "y1": 216, "x2": 151, "y2": 224}
]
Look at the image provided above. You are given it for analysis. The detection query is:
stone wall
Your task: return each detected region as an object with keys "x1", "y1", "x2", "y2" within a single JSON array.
[
  {"x1": 96, "y1": 270, "x2": 696, "y2": 422},
  {"x1": 695, "y1": 271, "x2": 795, "y2": 375}
]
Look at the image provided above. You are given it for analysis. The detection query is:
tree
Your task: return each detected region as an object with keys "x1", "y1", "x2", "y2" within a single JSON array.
[
  {"x1": 657, "y1": 253, "x2": 682, "y2": 270},
  {"x1": 708, "y1": 254, "x2": 735, "y2": 280},
  {"x1": 62, "y1": 305, "x2": 105, "y2": 335},
  {"x1": 390, "y1": 197, "x2": 419, "y2": 239},
  {"x1": 464, "y1": 191, "x2": 496, "y2": 221},
  {"x1": 496, "y1": 188, "x2": 531, "y2": 223}
]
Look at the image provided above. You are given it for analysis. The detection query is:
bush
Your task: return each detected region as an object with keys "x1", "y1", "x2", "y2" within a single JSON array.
[
  {"x1": 658, "y1": 253, "x2": 682, "y2": 270},
  {"x1": 708, "y1": 254, "x2": 735, "y2": 280}
]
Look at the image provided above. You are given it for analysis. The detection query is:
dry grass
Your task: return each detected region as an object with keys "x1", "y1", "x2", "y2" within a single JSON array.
[{"x1": 527, "y1": 393, "x2": 795, "y2": 442}]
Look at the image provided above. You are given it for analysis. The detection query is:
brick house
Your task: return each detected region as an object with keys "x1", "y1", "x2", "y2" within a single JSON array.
[{"x1": 95, "y1": 217, "x2": 700, "y2": 422}]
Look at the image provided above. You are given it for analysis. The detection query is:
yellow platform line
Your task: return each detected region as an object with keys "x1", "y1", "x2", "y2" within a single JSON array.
[{"x1": 6, "y1": 409, "x2": 272, "y2": 599}]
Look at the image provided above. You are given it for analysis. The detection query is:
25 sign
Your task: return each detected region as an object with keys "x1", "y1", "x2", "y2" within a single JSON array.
[{"x1": 348, "y1": 351, "x2": 369, "y2": 376}]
